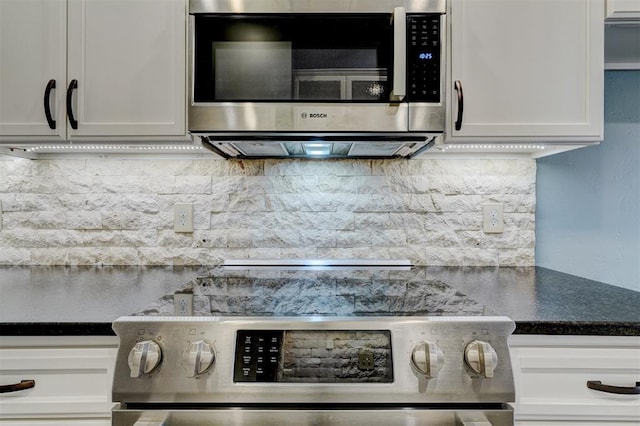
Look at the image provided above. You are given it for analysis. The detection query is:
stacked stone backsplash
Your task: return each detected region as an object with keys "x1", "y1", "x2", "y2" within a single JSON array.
[{"x1": 0, "y1": 157, "x2": 535, "y2": 266}]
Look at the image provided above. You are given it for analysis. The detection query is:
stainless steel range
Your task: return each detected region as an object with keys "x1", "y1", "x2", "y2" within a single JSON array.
[{"x1": 111, "y1": 261, "x2": 516, "y2": 425}]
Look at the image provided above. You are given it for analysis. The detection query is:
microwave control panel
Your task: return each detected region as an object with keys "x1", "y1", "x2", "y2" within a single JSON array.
[{"x1": 407, "y1": 14, "x2": 441, "y2": 103}]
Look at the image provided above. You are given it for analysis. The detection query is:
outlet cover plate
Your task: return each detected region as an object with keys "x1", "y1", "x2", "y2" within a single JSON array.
[
  {"x1": 174, "y1": 203, "x2": 193, "y2": 233},
  {"x1": 483, "y1": 203, "x2": 504, "y2": 233},
  {"x1": 174, "y1": 293, "x2": 193, "y2": 316}
]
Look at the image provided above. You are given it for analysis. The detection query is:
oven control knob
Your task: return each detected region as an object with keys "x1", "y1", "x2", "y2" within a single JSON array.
[
  {"x1": 182, "y1": 340, "x2": 215, "y2": 377},
  {"x1": 464, "y1": 340, "x2": 498, "y2": 378},
  {"x1": 411, "y1": 341, "x2": 444, "y2": 378},
  {"x1": 128, "y1": 340, "x2": 162, "y2": 378}
]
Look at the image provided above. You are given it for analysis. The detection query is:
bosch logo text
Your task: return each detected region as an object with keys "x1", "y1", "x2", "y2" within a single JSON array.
[{"x1": 301, "y1": 112, "x2": 328, "y2": 119}]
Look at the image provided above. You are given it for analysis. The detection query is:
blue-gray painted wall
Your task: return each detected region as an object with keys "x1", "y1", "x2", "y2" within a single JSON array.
[{"x1": 536, "y1": 71, "x2": 640, "y2": 292}]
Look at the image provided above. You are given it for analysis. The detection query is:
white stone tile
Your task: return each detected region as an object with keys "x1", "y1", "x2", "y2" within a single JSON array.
[
  {"x1": 265, "y1": 159, "x2": 372, "y2": 176},
  {"x1": 30, "y1": 248, "x2": 69, "y2": 265},
  {"x1": 67, "y1": 247, "x2": 140, "y2": 265},
  {"x1": 0, "y1": 248, "x2": 31, "y2": 264},
  {"x1": 0, "y1": 157, "x2": 34, "y2": 176}
]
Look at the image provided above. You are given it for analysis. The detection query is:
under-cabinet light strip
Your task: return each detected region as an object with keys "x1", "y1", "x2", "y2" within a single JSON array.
[
  {"x1": 25, "y1": 145, "x2": 204, "y2": 152},
  {"x1": 441, "y1": 144, "x2": 546, "y2": 150}
]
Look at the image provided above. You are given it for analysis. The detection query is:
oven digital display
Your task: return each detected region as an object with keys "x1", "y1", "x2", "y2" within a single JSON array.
[{"x1": 234, "y1": 330, "x2": 393, "y2": 383}]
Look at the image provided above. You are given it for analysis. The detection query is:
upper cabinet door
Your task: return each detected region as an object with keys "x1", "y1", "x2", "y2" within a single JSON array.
[
  {"x1": 0, "y1": 0, "x2": 66, "y2": 140},
  {"x1": 606, "y1": 0, "x2": 640, "y2": 20},
  {"x1": 66, "y1": 0, "x2": 186, "y2": 138},
  {"x1": 447, "y1": 0, "x2": 604, "y2": 142}
]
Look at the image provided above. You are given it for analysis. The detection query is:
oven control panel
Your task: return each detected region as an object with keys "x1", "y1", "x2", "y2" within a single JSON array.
[
  {"x1": 233, "y1": 329, "x2": 393, "y2": 383},
  {"x1": 235, "y1": 330, "x2": 282, "y2": 382},
  {"x1": 112, "y1": 316, "x2": 515, "y2": 405}
]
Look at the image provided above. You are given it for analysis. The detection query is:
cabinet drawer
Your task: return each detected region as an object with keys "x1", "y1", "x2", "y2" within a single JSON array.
[
  {"x1": 510, "y1": 335, "x2": 640, "y2": 422},
  {"x1": 0, "y1": 338, "x2": 117, "y2": 420}
]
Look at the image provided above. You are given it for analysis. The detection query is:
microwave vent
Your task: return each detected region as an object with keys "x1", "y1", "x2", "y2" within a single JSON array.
[{"x1": 199, "y1": 134, "x2": 437, "y2": 159}]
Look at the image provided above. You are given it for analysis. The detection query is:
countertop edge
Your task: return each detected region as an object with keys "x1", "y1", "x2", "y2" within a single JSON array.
[
  {"x1": 514, "y1": 321, "x2": 640, "y2": 337},
  {"x1": 1, "y1": 321, "x2": 638, "y2": 337},
  {"x1": 0, "y1": 322, "x2": 117, "y2": 336}
]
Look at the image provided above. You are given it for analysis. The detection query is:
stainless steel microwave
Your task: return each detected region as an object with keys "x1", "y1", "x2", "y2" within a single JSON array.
[{"x1": 189, "y1": 0, "x2": 446, "y2": 159}]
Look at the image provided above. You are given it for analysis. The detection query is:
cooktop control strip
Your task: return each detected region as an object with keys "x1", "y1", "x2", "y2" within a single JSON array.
[
  {"x1": 112, "y1": 316, "x2": 515, "y2": 405},
  {"x1": 235, "y1": 330, "x2": 282, "y2": 382}
]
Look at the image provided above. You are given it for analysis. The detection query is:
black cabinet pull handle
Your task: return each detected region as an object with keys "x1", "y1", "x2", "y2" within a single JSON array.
[
  {"x1": 454, "y1": 80, "x2": 464, "y2": 131},
  {"x1": 66, "y1": 79, "x2": 78, "y2": 129},
  {"x1": 0, "y1": 379, "x2": 36, "y2": 394},
  {"x1": 44, "y1": 79, "x2": 56, "y2": 129},
  {"x1": 587, "y1": 380, "x2": 640, "y2": 395}
]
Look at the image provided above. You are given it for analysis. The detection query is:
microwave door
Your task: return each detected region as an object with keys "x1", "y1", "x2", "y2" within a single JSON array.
[{"x1": 188, "y1": 6, "x2": 425, "y2": 134}]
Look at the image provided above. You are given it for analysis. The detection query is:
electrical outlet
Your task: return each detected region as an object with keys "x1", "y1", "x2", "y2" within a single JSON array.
[
  {"x1": 483, "y1": 203, "x2": 504, "y2": 233},
  {"x1": 358, "y1": 350, "x2": 375, "y2": 370},
  {"x1": 174, "y1": 293, "x2": 193, "y2": 316},
  {"x1": 174, "y1": 203, "x2": 193, "y2": 233}
]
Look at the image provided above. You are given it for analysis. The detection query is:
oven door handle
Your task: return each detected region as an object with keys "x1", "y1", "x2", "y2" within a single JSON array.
[
  {"x1": 0, "y1": 379, "x2": 35, "y2": 394},
  {"x1": 391, "y1": 6, "x2": 406, "y2": 101},
  {"x1": 587, "y1": 380, "x2": 640, "y2": 395}
]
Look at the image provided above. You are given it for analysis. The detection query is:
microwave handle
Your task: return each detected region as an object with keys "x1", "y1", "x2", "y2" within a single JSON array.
[{"x1": 391, "y1": 7, "x2": 406, "y2": 101}]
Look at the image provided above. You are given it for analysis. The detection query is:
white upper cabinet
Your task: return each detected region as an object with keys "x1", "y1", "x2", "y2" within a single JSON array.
[
  {"x1": 0, "y1": 0, "x2": 186, "y2": 143},
  {"x1": 606, "y1": 0, "x2": 640, "y2": 20},
  {"x1": 66, "y1": 0, "x2": 186, "y2": 138},
  {"x1": 605, "y1": 0, "x2": 640, "y2": 70},
  {"x1": 0, "y1": 0, "x2": 67, "y2": 140},
  {"x1": 446, "y1": 0, "x2": 604, "y2": 144}
]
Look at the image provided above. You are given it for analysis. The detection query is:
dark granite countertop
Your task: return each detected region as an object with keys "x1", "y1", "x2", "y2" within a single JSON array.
[
  {"x1": 423, "y1": 267, "x2": 639, "y2": 336},
  {"x1": 0, "y1": 266, "x2": 205, "y2": 336},
  {"x1": 0, "y1": 265, "x2": 638, "y2": 336}
]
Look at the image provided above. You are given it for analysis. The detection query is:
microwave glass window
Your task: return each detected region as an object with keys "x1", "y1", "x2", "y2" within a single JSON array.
[
  {"x1": 194, "y1": 15, "x2": 393, "y2": 102},
  {"x1": 296, "y1": 80, "x2": 343, "y2": 100},
  {"x1": 350, "y1": 79, "x2": 388, "y2": 100},
  {"x1": 213, "y1": 42, "x2": 292, "y2": 100}
]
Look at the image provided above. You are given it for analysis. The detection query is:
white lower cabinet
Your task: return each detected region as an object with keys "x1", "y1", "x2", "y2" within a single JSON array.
[
  {"x1": 0, "y1": 336, "x2": 118, "y2": 425},
  {"x1": 510, "y1": 335, "x2": 640, "y2": 425}
]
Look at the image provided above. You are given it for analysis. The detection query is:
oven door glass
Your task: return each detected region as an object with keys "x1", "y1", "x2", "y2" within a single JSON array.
[{"x1": 193, "y1": 15, "x2": 393, "y2": 102}]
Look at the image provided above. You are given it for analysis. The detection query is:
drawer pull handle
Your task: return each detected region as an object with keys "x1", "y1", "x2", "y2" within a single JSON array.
[
  {"x1": 0, "y1": 379, "x2": 36, "y2": 394},
  {"x1": 587, "y1": 380, "x2": 640, "y2": 395}
]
